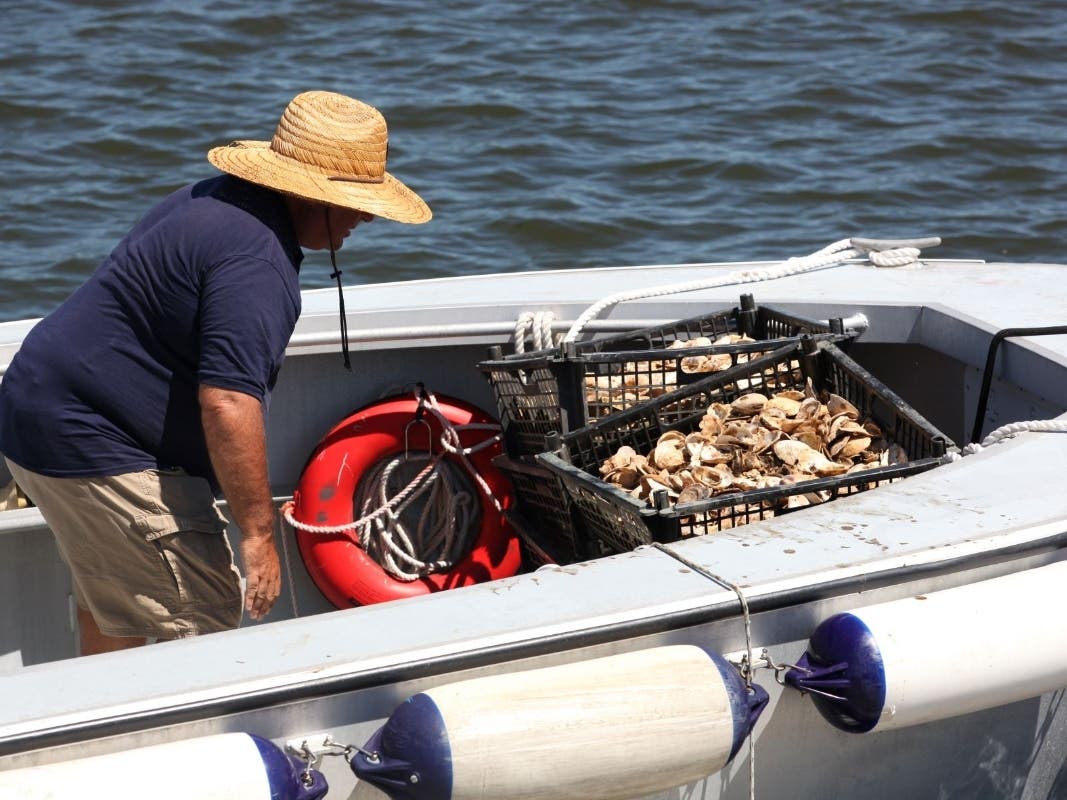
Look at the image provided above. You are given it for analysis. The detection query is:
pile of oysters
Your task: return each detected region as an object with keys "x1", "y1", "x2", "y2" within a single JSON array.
[
  {"x1": 584, "y1": 334, "x2": 756, "y2": 415},
  {"x1": 598, "y1": 380, "x2": 907, "y2": 522}
]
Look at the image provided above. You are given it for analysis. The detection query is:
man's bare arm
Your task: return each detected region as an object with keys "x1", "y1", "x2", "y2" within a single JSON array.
[{"x1": 199, "y1": 384, "x2": 281, "y2": 620}]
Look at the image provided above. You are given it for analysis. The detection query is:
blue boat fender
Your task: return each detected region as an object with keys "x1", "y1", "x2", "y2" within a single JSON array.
[
  {"x1": 784, "y1": 560, "x2": 1067, "y2": 733},
  {"x1": 350, "y1": 644, "x2": 768, "y2": 800},
  {"x1": 782, "y1": 612, "x2": 885, "y2": 733},
  {"x1": 0, "y1": 733, "x2": 327, "y2": 800}
]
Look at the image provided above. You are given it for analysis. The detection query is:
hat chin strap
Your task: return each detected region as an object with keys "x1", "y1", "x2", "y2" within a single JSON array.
[{"x1": 324, "y1": 208, "x2": 352, "y2": 370}]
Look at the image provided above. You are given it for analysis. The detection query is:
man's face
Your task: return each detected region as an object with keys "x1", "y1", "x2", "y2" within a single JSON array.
[{"x1": 287, "y1": 197, "x2": 374, "y2": 250}]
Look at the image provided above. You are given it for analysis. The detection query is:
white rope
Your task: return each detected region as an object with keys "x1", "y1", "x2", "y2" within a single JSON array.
[
  {"x1": 277, "y1": 505, "x2": 302, "y2": 619},
  {"x1": 867, "y1": 247, "x2": 921, "y2": 267},
  {"x1": 282, "y1": 458, "x2": 440, "y2": 535},
  {"x1": 946, "y1": 419, "x2": 1067, "y2": 461},
  {"x1": 513, "y1": 310, "x2": 558, "y2": 353},
  {"x1": 355, "y1": 454, "x2": 477, "y2": 581},
  {"x1": 280, "y1": 390, "x2": 505, "y2": 581},
  {"x1": 561, "y1": 237, "x2": 934, "y2": 343}
]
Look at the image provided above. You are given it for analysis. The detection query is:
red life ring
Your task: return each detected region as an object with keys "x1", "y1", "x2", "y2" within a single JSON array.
[{"x1": 290, "y1": 392, "x2": 521, "y2": 608}]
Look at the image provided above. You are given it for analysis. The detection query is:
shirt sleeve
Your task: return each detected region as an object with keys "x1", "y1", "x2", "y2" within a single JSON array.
[{"x1": 197, "y1": 255, "x2": 299, "y2": 399}]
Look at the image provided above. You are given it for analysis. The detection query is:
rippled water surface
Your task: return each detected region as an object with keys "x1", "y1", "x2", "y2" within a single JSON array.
[{"x1": 1, "y1": 1, "x2": 1065, "y2": 320}]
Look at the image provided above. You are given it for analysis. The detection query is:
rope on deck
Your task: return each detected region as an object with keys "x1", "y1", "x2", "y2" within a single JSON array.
[
  {"x1": 560, "y1": 236, "x2": 940, "y2": 344},
  {"x1": 947, "y1": 419, "x2": 1067, "y2": 460}
]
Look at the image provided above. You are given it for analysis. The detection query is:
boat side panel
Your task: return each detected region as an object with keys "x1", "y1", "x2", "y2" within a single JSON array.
[
  {"x1": 266, "y1": 345, "x2": 500, "y2": 492},
  {"x1": 0, "y1": 518, "x2": 74, "y2": 666},
  {"x1": 3, "y1": 591, "x2": 1063, "y2": 800}
]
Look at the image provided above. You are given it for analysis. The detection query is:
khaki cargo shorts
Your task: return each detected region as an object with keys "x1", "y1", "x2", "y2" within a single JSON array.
[{"x1": 6, "y1": 460, "x2": 243, "y2": 639}]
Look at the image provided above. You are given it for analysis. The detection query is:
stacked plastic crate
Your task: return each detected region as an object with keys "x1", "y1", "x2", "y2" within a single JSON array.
[
  {"x1": 479, "y1": 294, "x2": 899, "y2": 565},
  {"x1": 536, "y1": 338, "x2": 954, "y2": 555}
]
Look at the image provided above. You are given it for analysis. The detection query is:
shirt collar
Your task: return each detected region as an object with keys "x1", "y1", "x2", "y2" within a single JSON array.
[{"x1": 208, "y1": 176, "x2": 304, "y2": 269}]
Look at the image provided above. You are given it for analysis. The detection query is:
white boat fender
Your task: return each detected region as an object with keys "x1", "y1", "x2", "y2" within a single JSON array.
[
  {"x1": 0, "y1": 732, "x2": 327, "y2": 800},
  {"x1": 783, "y1": 560, "x2": 1067, "y2": 733},
  {"x1": 348, "y1": 644, "x2": 768, "y2": 800}
]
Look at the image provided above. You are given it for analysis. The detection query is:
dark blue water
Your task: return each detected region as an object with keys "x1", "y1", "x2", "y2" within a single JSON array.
[{"x1": 2, "y1": 1, "x2": 1065, "y2": 321}]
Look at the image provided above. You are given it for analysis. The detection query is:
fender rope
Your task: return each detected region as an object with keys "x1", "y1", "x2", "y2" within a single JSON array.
[{"x1": 648, "y1": 542, "x2": 760, "y2": 800}]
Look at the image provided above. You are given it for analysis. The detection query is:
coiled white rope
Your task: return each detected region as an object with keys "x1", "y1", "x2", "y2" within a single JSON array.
[
  {"x1": 354, "y1": 454, "x2": 477, "y2": 580},
  {"x1": 866, "y1": 247, "x2": 921, "y2": 267},
  {"x1": 513, "y1": 310, "x2": 558, "y2": 354},
  {"x1": 946, "y1": 419, "x2": 1067, "y2": 460},
  {"x1": 281, "y1": 390, "x2": 504, "y2": 581},
  {"x1": 560, "y1": 237, "x2": 938, "y2": 343}
]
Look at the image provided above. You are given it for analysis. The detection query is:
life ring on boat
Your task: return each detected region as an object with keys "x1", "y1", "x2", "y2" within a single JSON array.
[{"x1": 289, "y1": 392, "x2": 521, "y2": 608}]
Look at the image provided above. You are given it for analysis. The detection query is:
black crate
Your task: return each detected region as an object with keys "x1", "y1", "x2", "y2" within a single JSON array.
[
  {"x1": 480, "y1": 352, "x2": 563, "y2": 458},
  {"x1": 493, "y1": 455, "x2": 590, "y2": 566},
  {"x1": 537, "y1": 340, "x2": 953, "y2": 555},
  {"x1": 479, "y1": 294, "x2": 851, "y2": 457}
]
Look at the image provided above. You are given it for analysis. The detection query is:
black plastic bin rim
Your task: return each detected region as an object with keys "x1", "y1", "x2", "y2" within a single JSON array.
[
  {"x1": 549, "y1": 339, "x2": 953, "y2": 454},
  {"x1": 477, "y1": 332, "x2": 854, "y2": 370}
]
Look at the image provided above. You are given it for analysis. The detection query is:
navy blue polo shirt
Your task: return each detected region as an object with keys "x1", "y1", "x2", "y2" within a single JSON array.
[{"x1": 0, "y1": 175, "x2": 303, "y2": 485}]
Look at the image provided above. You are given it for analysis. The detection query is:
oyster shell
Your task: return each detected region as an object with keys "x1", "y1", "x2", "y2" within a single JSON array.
[
  {"x1": 677, "y1": 482, "x2": 712, "y2": 504},
  {"x1": 826, "y1": 393, "x2": 860, "y2": 420},
  {"x1": 730, "y1": 392, "x2": 769, "y2": 417},
  {"x1": 595, "y1": 374, "x2": 909, "y2": 536},
  {"x1": 773, "y1": 439, "x2": 849, "y2": 476}
]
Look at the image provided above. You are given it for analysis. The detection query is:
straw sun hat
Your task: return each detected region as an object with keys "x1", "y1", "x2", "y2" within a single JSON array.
[{"x1": 207, "y1": 91, "x2": 431, "y2": 224}]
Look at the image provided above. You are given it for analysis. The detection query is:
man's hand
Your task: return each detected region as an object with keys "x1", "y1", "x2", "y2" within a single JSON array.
[
  {"x1": 240, "y1": 533, "x2": 281, "y2": 620},
  {"x1": 200, "y1": 384, "x2": 282, "y2": 622}
]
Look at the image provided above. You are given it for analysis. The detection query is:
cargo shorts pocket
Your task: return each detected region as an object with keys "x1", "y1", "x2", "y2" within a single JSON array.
[
  {"x1": 153, "y1": 530, "x2": 242, "y2": 616},
  {"x1": 130, "y1": 470, "x2": 239, "y2": 614},
  {"x1": 132, "y1": 470, "x2": 228, "y2": 543}
]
